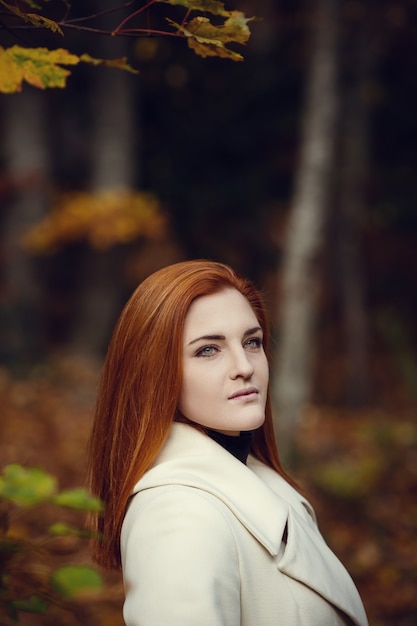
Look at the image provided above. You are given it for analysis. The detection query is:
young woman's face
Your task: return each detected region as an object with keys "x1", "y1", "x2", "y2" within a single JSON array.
[{"x1": 178, "y1": 288, "x2": 269, "y2": 436}]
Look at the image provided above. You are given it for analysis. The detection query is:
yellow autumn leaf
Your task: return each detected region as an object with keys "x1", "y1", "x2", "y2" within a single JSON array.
[
  {"x1": 0, "y1": 47, "x2": 140, "y2": 93},
  {"x1": 80, "y1": 54, "x2": 138, "y2": 74},
  {"x1": 0, "y1": 46, "x2": 79, "y2": 93},
  {"x1": 221, "y1": 11, "x2": 254, "y2": 44},
  {"x1": 186, "y1": 37, "x2": 242, "y2": 60},
  {"x1": 167, "y1": 12, "x2": 252, "y2": 61},
  {"x1": 186, "y1": 13, "x2": 252, "y2": 44},
  {"x1": 25, "y1": 13, "x2": 64, "y2": 35},
  {"x1": 22, "y1": 189, "x2": 166, "y2": 253},
  {"x1": 0, "y1": 1, "x2": 62, "y2": 33}
]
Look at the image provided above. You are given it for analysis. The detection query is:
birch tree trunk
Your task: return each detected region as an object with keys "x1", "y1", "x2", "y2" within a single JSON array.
[
  {"x1": 71, "y1": 5, "x2": 138, "y2": 357},
  {"x1": 272, "y1": 0, "x2": 339, "y2": 458},
  {"x1": 0, "y1": 89, "x2": 49, "y2": 366}
]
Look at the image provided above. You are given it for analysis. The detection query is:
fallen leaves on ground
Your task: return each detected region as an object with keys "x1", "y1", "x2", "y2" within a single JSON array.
[{"x1": 0, "y1": 361, "x2": 416, "y2": 625}]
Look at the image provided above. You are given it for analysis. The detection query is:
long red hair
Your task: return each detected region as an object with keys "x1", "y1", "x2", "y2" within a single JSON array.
[{"x1": 88, "y1": 260, "x2": 287, "y2": 569}]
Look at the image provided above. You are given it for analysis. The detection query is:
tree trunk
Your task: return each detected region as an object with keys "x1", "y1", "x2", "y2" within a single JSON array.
[
  {"x1": 272, "y1": 0, "x2": 339, "y2": 459},
  {"x1": 336, "y1": 4, "x2": 375, "y2": 406},
  {"x1": 71, "y1": 6, "x2": 139, "y2": 357},
  {"x1": 0, "y1": 89, "x2": 49, "y2": 367}
]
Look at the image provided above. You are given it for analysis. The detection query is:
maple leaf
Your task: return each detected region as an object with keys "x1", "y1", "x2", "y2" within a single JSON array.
[
  {"x1": 0, "y1": 47, "x2": 139, "y2": 93},
  {"x1": 168, "y1": 12, "x2": 253, "y2": 61},
  {"x1": 0, "y1": 46, "x2": 79, "y2": 93}
]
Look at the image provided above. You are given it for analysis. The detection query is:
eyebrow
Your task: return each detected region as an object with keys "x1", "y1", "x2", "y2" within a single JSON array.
[{"x1": 188, "y1": 326, "x2": 262, "y2": 346}]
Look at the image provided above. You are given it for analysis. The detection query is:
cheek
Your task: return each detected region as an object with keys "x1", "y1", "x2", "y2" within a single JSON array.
[
  {"x1": 259, "y1": 354, "x2": 269, "y2": 382},
  {"x1": 178, "y1": 369, "x2": 203, "y2": 412}
]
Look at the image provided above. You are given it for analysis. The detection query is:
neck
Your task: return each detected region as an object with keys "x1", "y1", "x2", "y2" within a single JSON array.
[{"x1": 205, "y1": 428, "x2": 254, "y2": 464}]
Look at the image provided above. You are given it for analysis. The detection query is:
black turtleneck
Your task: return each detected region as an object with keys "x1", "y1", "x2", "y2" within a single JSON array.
[{"x1": 206, "y1": 429, "x2": 254, "y2": 464}]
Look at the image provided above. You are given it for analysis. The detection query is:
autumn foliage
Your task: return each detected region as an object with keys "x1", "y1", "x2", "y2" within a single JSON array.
[
  {"x1": 0, "y1": 463, "x2": 103, "y2": 625},
  {"x1": 0, "y1": 46, "x2": 137, "y2": 94},
  {"x1": 22, "y1": 189, "x2": 165, "y2": 253},
  {"x1": 0, "y1": 0, "x2": 254, "y2": 93},
  {"x1": 0, "y1": 358, "x2": 416, "y2": 625}
]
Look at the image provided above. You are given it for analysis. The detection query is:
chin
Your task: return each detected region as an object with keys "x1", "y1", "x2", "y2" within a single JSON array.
[{"x1": 241, "y1": 415, "x2": 266, "y2": 432}]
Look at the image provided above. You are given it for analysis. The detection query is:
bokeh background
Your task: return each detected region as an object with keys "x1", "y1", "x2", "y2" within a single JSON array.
[{"x1": 1, "y1": 1, "x2": 416, "y2": 624}]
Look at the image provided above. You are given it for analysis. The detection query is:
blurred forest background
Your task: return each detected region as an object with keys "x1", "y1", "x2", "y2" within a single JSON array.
[{"x1": 1, "y1": 0, "x2": 417, "y2": 624}]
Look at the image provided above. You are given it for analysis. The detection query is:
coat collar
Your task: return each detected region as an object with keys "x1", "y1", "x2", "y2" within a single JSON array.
[
  {"x1": 134, "y1": 423, "x2": 288, "y2": 555},
  {"x1": 132, "y1": 423, "x2": 368, "y2": 626}
]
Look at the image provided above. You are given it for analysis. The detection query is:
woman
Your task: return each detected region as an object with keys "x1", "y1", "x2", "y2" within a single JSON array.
[{"x1": 88, "y1": 260, "x2": 368, "y2": 626}]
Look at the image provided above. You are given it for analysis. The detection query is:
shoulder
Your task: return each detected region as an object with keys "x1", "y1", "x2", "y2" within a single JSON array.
[
  {"x1": 121, "y1": 485, "x2": 241, "y2": 626},
  {"x1": 125, "y1": 483, "x2": 236, "y2": 521},
  {"x1": 122, "y1": 484, "x2": 239, "y2": 554}
]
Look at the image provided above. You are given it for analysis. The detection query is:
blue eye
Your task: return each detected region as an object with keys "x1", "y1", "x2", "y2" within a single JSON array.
[
  {"x1": 244, "y1": 337, "x2": 263, "y2": 350},
  {"x1": 196, "y1": 345, "x2": 218, "y2": 357}
]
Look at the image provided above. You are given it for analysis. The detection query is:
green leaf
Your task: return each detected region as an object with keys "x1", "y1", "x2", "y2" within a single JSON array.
[
  {"x1": 53, "y1": 488, "x2": 103, "y2": 512},
  {"x1": 0, "y1": 464, "x2": 56, "y2": 507},
  {"x1": 314, "y1": 456, "x2": 383, "y2": 499},
  {"x1": 48, "y1": 522, "x2": 91, "y2": 537},
  {"x1": 13, "y1": 595, "x2": 49, "y2": 614},
  {"x1": 51, "y1": 565, "x2": 103, "y2": 598},
  {"x1": 48, "y1": 522, "x2": 77, "y2": 536}
]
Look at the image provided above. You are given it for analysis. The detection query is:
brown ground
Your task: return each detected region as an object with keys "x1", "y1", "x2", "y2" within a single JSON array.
[{"x1": 1, "y1": 354, "x2": 416, "y2": 625}]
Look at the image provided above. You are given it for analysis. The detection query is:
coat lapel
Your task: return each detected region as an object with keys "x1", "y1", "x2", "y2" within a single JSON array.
[
  {"x1": 248, "y1": 457, "x2": 368, "y2": 626},
  {"x1": 277, "y1": 506, "x2": 368, "y2": 626},
  {"x1": 136, "y1": 423, "x2": 288, "y2": 556},
  {"x1": 133, "y1": 423, "x2": 368, "y2": 626}
]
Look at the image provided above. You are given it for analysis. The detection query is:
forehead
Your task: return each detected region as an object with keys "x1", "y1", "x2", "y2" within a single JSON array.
[{"x1": 183, "y1": 289, "x2": 259, "y2": 338}]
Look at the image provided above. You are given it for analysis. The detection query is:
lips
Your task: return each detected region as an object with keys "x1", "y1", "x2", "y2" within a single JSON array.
[{"x1": 228, "y1": 387, "x2": 259, "y2": 400}]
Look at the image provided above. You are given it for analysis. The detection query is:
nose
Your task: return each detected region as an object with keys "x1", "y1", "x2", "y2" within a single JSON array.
[{"x1": 229, "y1": 346, "x2": 254, "y2": 380}]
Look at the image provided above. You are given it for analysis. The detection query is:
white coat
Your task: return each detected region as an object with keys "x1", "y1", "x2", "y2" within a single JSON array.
[{"x1": 121, "y1": 423, "x2": 368, "y2": 626}]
